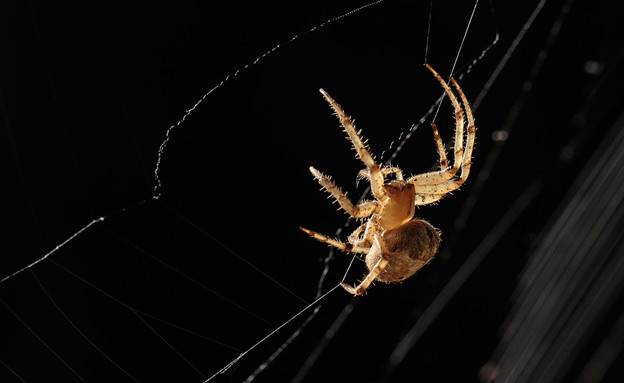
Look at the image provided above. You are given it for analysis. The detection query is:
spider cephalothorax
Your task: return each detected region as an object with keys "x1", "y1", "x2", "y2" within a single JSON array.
[{"x1": 301, "y1": 64, "x2": 475, "y2": 295}]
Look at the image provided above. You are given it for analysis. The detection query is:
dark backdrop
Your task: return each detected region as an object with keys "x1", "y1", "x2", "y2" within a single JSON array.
[{"x1": 2, "y1": 1, "x2": 623, "y2": 382}]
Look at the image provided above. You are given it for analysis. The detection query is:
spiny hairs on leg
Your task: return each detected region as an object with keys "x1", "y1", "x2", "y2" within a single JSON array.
[
  {"x1": 425, "y1": 64, "x2": 465, "y2": 171},
  {"x1": 318, "y1": 88, "x2": 374, "y2": 164},
  {"x1": 318, "y1": 88, "x2": 388, "y2": 203},
  {"x1": 423, "y1": 64, "x2": 476, "y2": 187},
  {"x1": 308, "y1": 166, "x2": 379, "y2": 218},
  {"x1": 299, "y1": 227, "x2": 369, "y2": 254}
]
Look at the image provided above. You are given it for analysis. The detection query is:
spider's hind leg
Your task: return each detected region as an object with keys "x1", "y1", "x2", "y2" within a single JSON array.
[
  {"x1": 347, "y1": 215, "x2": 382, "y2": 249},
  {"x1": 341, "y1": 233, "x2": 390, "y2": 296}
]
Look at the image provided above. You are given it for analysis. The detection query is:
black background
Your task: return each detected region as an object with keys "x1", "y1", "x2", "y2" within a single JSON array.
[{"x1": 2, "y1": 1, "x2": 623, "y2": 382}]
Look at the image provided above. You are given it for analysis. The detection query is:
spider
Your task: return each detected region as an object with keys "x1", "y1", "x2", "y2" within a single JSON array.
[{"x1": 301, "y1": 64, "x2": 475, "y2": 295}]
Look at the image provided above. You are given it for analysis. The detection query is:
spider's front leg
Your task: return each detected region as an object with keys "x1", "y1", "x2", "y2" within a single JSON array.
[
  {"x1": 319, "y1": 89, "x2": 389, "y2": 203},
  {"x1": 309, "y1": 166, "x2": 379, "y2": 218},
  {"x1": 359, "y1": 166, "x2": 404, "y2": 181}
]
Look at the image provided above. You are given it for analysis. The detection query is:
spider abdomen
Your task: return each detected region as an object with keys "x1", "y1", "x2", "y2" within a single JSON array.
[{"x1": 366, "y1": 219, "x2": 441, "y2": 283}]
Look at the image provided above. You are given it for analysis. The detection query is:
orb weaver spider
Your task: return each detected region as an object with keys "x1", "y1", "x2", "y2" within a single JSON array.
[{"x1": 301, "y1": 64, "x2": 475, "y2": 295}]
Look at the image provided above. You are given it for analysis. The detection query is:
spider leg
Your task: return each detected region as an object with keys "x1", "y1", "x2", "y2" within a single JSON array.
[
  {"x1": 414, "y1": 193, "x2": 448, "y2": 205},
  {"x1": 309, "y1": 166, "x2": 380, "y2": 218},
  {"x1": 406, "y1": 167, "x2": 457, "y2": 186},
  {"x1": 451, "y1": 76, "x2": 476, "y2": 184},
  {"x1": 405, "y1": 123, "x2": 458, "y2": 188},
  {"x1": 347, "y1": 222, "x2": 367, "y2": 244},
  {"x1": 341, "y1": 232, "x2": 390, "y2": 295},
  {"x1": 349, "y1": 222, "x2": 368, "y2": 243},
  {"x1": 300, "y1": 227, "x2": 369, "y2": 254},
  {"x1": 426, "y1": 64, "x2": 466, "y2": 173},
  {"x1": 347, "y1": 215, "x2": 382, "y2": 248},
  {"x1": 320, "y1": 88, "x2": 389, "y2": 203},
  {"x1": 406, "y1": 65, "x2": 467, "y2": 188},
  {"x1": 407, "y1": 65, "x2": 475, "y2": 195},
  {"x1": 431, "y1": 123, "x2": 449, "y2": 170},
  {"x1": 410, "y1": 165, "x2": 472, "y2": 195},
  {"x1": 359, "y1": 166, "x2": 404, "y2": 181}
]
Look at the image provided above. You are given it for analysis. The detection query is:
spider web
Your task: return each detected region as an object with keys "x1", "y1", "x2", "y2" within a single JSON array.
[{"x1": 2, "y1": 0, "x2": 623, "y2": 382}]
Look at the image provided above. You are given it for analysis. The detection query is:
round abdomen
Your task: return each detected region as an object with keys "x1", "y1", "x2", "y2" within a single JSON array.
[{"x1": 366, "y1": 219, "x2": 441, "y2": 283}]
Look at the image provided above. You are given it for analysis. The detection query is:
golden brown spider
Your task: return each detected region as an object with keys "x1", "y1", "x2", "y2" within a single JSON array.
[{"x1": 301, "y1": 64, "x2": 475, "y2": 296}]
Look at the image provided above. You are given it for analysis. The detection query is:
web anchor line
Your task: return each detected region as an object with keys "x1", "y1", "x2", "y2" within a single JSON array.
[
  {"x1": 204, "y1": 285, "x2": 341, "y2": 382},
  {"x1": 1, "y1": 217, "x2": 104, "y2": 283}
]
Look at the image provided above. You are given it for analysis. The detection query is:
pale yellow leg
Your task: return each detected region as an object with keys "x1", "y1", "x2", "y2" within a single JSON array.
[
  {"x1": 309, "y1": 166, "x2": 380, "y2": 218},
  {"x1": 341, "y1": 233, "x2": 390, "y2": 296},
  {"x1": 359, "y1": 167, "x2": 404, "y2": 181},
  {"x1": 347, "y1": 216, "x2": 382, "y2": 249},
  {"x1": 300, "y1": 227, "x2": 370, "y2": 254},
  {"x1": 408, "y1": 65, "x2": 475, "y2": 194},
  {"x1": 320, "y1": 88, "x2": 389, "y2": 203}
]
